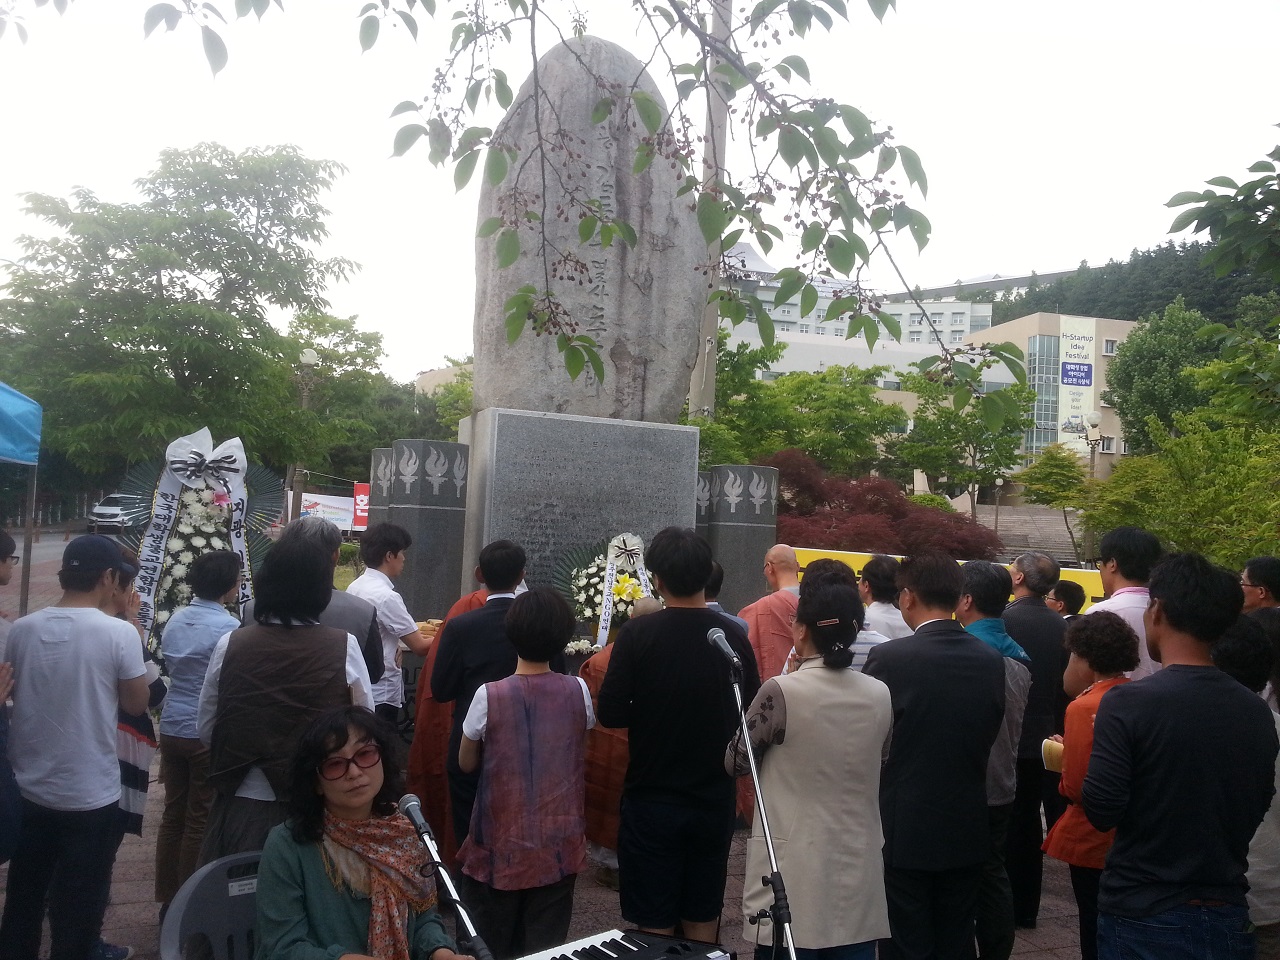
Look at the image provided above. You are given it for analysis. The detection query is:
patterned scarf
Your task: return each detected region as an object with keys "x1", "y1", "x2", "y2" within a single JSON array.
[{"x1": 321, "y1": 812, "x2": 438, "y2": 960}]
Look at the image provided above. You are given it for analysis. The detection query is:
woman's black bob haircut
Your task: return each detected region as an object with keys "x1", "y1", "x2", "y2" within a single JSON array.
[{"x1": 286, "y1": 705, "x2": 404, "y2": 843}]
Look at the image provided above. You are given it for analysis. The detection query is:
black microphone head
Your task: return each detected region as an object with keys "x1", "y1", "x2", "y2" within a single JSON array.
[{"x1": 397, "y1": 793, "x2": 422, "y2": 816}]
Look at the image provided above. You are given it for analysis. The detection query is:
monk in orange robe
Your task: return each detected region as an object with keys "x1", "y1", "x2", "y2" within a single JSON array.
[
  {"x1": 737, "y1": 543, "x2": 801, "y2": 681},
  {"x1": 406, "y1": 587, "x2": 487, "y2": 866},
  {"x1": 581, "y1": 644, "x2": 628, "y2": 860}
]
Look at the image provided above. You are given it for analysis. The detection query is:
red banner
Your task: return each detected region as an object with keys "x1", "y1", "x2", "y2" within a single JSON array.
[{"x1": 353, "y1": 482, "x2": 370, "y2": 531}]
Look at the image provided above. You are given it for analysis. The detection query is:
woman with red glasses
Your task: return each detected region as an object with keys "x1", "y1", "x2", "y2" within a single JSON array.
[{"x1": 256, "y1": 706, "x2": 472, "y2": 960}]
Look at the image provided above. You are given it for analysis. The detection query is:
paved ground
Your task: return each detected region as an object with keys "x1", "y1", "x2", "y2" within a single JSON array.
[{"x1": 0, "y1": 525, "x2": 1084, "y2": 958}]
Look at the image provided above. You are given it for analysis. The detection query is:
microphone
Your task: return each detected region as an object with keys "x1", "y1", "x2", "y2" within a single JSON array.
[
  {"x1": 397, "y1": 793, "x2": 432, "y2": 840},
  {"x1": 707, "y1": 627, "x2": 742, "y2": 668}
]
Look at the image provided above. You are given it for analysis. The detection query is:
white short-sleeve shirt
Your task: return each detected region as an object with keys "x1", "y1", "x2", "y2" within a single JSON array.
[
  {"x1": 346, "y1": 568, "x2": 418, "y2": 708},
  {"x1": 463, "y1": 675, "x2": 596, "y2": 741},
  {"x1": 4, "y1": 606, "x2": 146, "y2": 810}
]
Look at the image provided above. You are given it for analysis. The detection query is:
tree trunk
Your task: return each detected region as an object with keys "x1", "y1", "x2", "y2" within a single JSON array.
[{"x1": 1062, "y1": 508, "x2": 1082, "y2": 564}]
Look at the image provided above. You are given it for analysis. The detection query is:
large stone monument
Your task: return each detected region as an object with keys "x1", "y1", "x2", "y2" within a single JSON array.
[{"x1": 471, "y1": 35, "x2": 706, "y2": 423}]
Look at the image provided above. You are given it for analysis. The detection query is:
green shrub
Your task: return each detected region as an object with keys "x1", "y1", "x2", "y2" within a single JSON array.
[
  {"x1": 907, "y1": 492, "x2": 956, "y2": 513},
  {"x1": 338, "y1": 542, "x2": 360, "y2": 566}
]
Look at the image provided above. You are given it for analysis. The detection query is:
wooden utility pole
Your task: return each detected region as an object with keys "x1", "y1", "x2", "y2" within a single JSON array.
[{"x1": 687, "y1": 0, "x2": 731, "y2": 418}]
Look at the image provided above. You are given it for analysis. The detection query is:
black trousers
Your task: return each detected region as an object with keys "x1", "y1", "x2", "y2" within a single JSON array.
[
  {"x1": 457, "y1": 872, "x2": 576, "y2": 960},
  {"x1": 1007, "y1": 758, "x2": 1061, "y2": 924},
  {"x1": 1069, "y1": 865, "x2": 1102, "y2": 960},
  {"x1": 972, "y1": 804, "x2": 1015, "y2": 960},
  {"x1": 881, "y1": 864, "x2": 983, "y2": 960},
  {"x1": 0, "y1": 799, "x2": 120, "y2": 960}
]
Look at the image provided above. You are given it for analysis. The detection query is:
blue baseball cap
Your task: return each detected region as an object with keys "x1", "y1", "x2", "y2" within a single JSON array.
[{"x1": 60, "y1": 535, "x2": 139, "y2": 578}]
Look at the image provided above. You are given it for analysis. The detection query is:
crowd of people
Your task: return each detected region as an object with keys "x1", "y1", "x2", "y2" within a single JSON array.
[{"x1": 2, "y1": 519, "x2": 1280, "y2": 960}]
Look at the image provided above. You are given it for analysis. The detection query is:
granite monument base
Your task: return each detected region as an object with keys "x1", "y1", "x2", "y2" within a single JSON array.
[
  {"x1": 459, "y1": 408, "x2": 699, "y2": 590},
  {"x1": 705, "y1": 464, "x2": 780, "y2": 617}
]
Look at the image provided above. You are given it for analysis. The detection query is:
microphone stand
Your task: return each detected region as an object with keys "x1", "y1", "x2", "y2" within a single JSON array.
[
  {"x1": 728, "y1": 658, "x2": 799, "y2": 960},
  {"x1": 406, "y1": 815, "x2": 495, "y2": 960}
]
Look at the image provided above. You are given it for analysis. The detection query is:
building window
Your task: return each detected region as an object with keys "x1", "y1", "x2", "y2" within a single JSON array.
[
  {"x1": 1101, "y1": 436, "x2": 1115, "y2": 453},
  {"x1": 834, "y1": 327, "x2": 845, "y2": 338},
  {"x1": 911, "y1": 313, "x2": 924, "y2": 326},
  {"x1": 931, "y1": 312, "x2": 943, "y2": 322},
  {"x1": 799, "y1": 323, "x2": 810, "y2": 334},
  {"x1": 1103, "y1": 339, "x2": 1118, "y2": 355},
  {"x1": 931, "y1": 331, "x2": 942, "y2": 343},
  {"x1": 909, "y1": 330, "x2": 922, "y2": 343},
  {"x1": 882, "y1": 379, "x2": 901, "y2": 390},
  {"x1": 951, "y1": 312, "x2": 966, "y2": 325},
  {"x1": 950, "y1": 330, "x2": 965, "y2": 343},
  {"x1": 778, "y1": 322, "x2": 794, "y2": 333},
  {"x1": 814, "y1": 326, "x2": 826, "y2": 336}
]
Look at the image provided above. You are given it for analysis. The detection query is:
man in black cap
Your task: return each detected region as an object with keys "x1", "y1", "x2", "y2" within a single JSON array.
[{"x1": 0, "y1": 535, "x2": 151, "y2": 960}]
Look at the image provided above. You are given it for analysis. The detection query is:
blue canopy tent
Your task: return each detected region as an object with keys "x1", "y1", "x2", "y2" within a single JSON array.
[{"x1": 0, "y1": 383, "x2": 42, "y2": 616}]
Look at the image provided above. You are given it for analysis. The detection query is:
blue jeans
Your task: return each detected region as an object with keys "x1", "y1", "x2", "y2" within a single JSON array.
[
  {"x1": 754, "y1": 943, "x2": 876, "y2": 960},
  {"x1": 1097, "y1": 904, "x2": 1255, "y2": 960}
]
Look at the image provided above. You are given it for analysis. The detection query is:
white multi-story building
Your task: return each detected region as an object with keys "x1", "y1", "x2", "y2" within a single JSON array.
[{"x1": 723, "y1": 244, "x2": 994, "y2": 389}]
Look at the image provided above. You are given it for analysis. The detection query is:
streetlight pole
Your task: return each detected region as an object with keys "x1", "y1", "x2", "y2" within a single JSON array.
[
  {"x1": 1083, "y1": 410, "x2": 1102, "y2": 561},
  {"x1": 287, "y1": 348, "x2": 320, "y2": 523},
  {"x1": 994, "y1": 477, "x2": 1004, "y2": 536}
]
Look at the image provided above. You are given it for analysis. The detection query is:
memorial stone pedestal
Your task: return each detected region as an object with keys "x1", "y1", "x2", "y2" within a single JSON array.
[
  {"x1": 695, "y1": 470, "x2": 711, "y2": 543},
  {"x1": 705, "y1": 464, "x2": 780, "y2": 617},
  {"x1": 459, "y1": 408, "x2": 699, "y2": 589},
  {"x1": 368, "y1": 447, "x2": 393, "y2": 530},
  {"x1": 386, "y1": 439, "x2": 470, "y2": 621}
]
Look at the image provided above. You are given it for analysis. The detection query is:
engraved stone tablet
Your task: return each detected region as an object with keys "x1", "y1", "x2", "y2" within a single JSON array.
[
  {"x1": 459, "y1": 408, "x2": 699, "y2": 589},
  {"x1": 386, "y1": 439, "x2": 469, "y2": 621},
  {"x1": 471, "y1": 35, "x2": 705, "y2": 423},
  {"x1": 368, "y1": 447, "x2": 393, "y2": 530},
  {"x1": 706, "y1": 464, "x2": 779, "y2": 616}
]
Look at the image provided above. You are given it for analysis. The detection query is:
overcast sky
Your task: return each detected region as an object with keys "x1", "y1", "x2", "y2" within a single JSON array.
[{"x1": 2, "y1": 0, "x2": 1276, "y2": 382}]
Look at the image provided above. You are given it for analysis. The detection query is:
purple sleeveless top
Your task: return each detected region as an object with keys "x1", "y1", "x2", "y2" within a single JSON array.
[{"x1": 458, "y1": 672, "x2": 588, "y2": 889}]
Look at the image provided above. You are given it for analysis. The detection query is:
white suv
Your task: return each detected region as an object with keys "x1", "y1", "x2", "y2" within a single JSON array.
[{"x1": 89, "y1": 494, "x2": 132, "y2": 533}]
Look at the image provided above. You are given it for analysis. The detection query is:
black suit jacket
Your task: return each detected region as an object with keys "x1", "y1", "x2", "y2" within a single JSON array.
[
  {"x1": 1001, "y1": 596, "x2": 1069, "y2": 756},
  {"x1": 862, "y1": 619, "x2": 1006, "y2": 871}
]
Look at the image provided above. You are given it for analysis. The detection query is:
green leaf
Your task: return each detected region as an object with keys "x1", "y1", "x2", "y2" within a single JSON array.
[
  {"x1": 505, "y1": 306, "x2": 526, "y2": 344},
  {"x1": 1247, "y1": 160, "x2": 1277, "y2": 174},
  {"x1": 1168, "y1": 208, "x2": 1202, "y2": 234},
  {"x1": 390, "y1": 100, "x2": 419, "y2": 117},
  {"x1": 773, "y1": 268, "x2": 805, "y2": 306},
  {"x1": 235, "y1": 0, "x2": 254, "y2": 16},
  {"x1": 778, "y1": 55, "x2": 810, "y2": 82},
  {"x1": 897, "y1": 145, "x2": 927, "y2": 197},
  {"x1": 392, "y1": 124, "x2": 428, "y2": 157},
  {"x1": 631, "y1": 91, "x2": 663, "y2": 134},
  {"x1": 484, "y1": 147, "x2": 508, "y2": 185},
  {"x1": 825, "y1": 296, "x2": 858, "y2": 321},
  {"x1": 1205, "y1": 176, "x2": 1239, "y2": 190},
  {"x1": 592, "y1": 98, "x2": 614, "y2": 124},
  {"x1": 578, "y1": 215, "x2": 598, "y2": 244},
  {"x1": 800, "y1": 283, "x2": 818, "y2": 318},
  {"x1": 825, "y1": 235, "x2": 854, "y2": 275},
  {"x1": 144, "y1": 3, "x2": 181, "y2": 36},
  {"x1": 722, "y1": 228, "x2": 744, "y2": 250},
  {"x1": 864, "y1": 317, "x2": 879, "y2": 350},
  {"x1": 872, "y1": 311, "x2": 898, "y2": 341},
  {"x1": 201, "y1": 26, "x2": 228, "y2": 74},
  {"x1": 565, "y1": 347, "x2": 586, "y2": 380},
  {"x1": 477, "y1": 217, "x2": 503, "y2": 238},
  {"x1": 495, "y1": 228, "x2": 520, "y2": 268},
  {"x1": 616, "y1": 221, "x2": 638, "y2": 248},
  {"x1": 980, "y1": 394, "x2": 1005, "y2": 431},
  {"x1": 864, "y1": 0, "x2": 894, "y2": 21},
  {"x1": 751, "y1": 295, "x2": 776, "y2": 346},
  {"x1": 359, "y1": 14, "x2": 379, "y2": 52},
  {"x1": 1167, "y1": 190, "x2": 1208, "y2": 207},
  {"x1": 632, "y1": 145, "x2": 655, "y2": 175},
  {"x1": 396, "y1": 10, "x2": 418, "y2": 38},
  {"x1": 869, "y1": 206, "x2": 890, "y2": 231},
  {"x1": 876, "y1": 145, "x2": 897, "y2": 176},
  {"x1": 358, "y1": 2, "x2": 378, "y2": 14},
  {"x1": 453, "y1": 150, "x2": 479, "y2": 190},
  {"x1": 800, "y1": 221, "x2": 825, "y2": 253},
  {"x1": 696, "y1": 193, "x2": 728, "y2": 247},
  {"x1": 778, "y1": 127, "x2": 808, "y2": 169},
  {"x1": 494, "y1": 72, "x2": 513, "y2": 109},
  {"x1": 582, "y1": 341, "x2": 605, "y2": 382},
  {"x1": 909, "y1": 209, "x2": 931, "y2": 250}
]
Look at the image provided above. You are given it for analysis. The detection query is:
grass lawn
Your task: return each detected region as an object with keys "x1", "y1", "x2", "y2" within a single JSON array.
[{"x1": 334, "y1": 564, "x2": 361, "y2": 590}]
